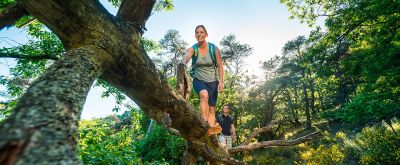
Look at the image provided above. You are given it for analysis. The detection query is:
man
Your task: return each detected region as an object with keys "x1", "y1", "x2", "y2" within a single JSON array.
[{"x1": 216, "y1": 104, "x2": 236, "y2": 149}]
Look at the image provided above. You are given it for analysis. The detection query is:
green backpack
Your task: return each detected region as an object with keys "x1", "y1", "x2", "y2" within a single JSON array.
[{"x1": 189, "y1": 42, "x2": 217, "y2": 77}]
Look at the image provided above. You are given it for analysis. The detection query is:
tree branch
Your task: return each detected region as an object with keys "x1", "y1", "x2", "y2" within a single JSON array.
[
  {"x1": 176, "y1": 63, "x2": 191, "y2": 100},
  {"x1": 0, "y1": 4, "x2": 28, "y2": 30},
  {"x1": 0, "y1": 52, "x2": 59, "y2": 60},
  {"x1": 242, "y1": 119, "x2": 293, "y2": 145},
  {"x1": 229, "y1": 131, "x2": 322, "y2": 154},
  {"x1": 16, "y1": 18, "x2": 36, "y2": 28},
  {"x1": 117, "y1": 0, "x2": 156, "y2": 33},
  {"x1": 191, "y1": 140, "x2": 245, "y2": 165}
]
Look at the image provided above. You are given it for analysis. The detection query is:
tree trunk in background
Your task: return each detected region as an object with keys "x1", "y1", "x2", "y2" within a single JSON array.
[
  {"x1": 301, "y1": 70, "x2": 312, "y2": 129},
  {"x1": 293, "y1": 84, "x2": 300, "y2": 120},
  {"x1": 338, "y1": 76, "x2": 346, "y2": 106},
  {"x1": 285, "y1": 89, "x2": 300, "y2": 124},
  {"x1": 318, "y1": 90, "x2": 324, "y2": 111},
  {"x1": 310, "y1": 81, "x2": 316, "y2": 119},
  {"x1": 260, "y1": 97, "x2": 275, "y2": 140},
  {"x1": 334, "y1": 41, "x2": 348, "y2": 107},
  {"x1": 237, "y1": 97, "x2": 245, "y2": 144},
  {"x1": 0, "y1": 48, "x2": 105, "y2": 164}
]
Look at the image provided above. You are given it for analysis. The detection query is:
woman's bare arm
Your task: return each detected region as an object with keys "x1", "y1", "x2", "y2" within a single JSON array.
[{"x1": 181, "y1": 47, "x2": 194, "y2": 64}]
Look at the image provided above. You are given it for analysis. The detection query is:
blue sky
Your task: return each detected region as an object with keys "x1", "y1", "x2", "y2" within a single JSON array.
[{"x1": 0, "y1": 0, "x2": 322, "y2": 119}]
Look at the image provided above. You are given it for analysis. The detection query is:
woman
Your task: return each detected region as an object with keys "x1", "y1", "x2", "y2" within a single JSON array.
[{"x1": 181, "y1": 25, "x2": 224, "y2": 135}]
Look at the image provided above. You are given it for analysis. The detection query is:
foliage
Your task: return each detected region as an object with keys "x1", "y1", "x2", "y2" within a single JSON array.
[
  {"x1": 79, "y1": 119, "x2": 143, "y2": 164},
  {"x1": 294, "y1": 130, "x2": 350, "y2": 165},
  {"x1": 279, "y1": 0, "x2": 343, "y2": 26},
  {"x1": 0, "y1": 100, "x2": 16, "y2": 123},
  {"x1": 79, "y1": 111, "x2": 144, "y2": 164},
  {"x1": 107, "y1": 0, "x2": 123, "y2": 7},
  {"x1": 337, "y1": 91, "x2": 400, "y2": 125},
  {"x1": 134, "y1": 124, "x2": 186, "y2": 164},
  {"x1": 243, "y1": 147, "x2": 301, "y2": 165},
  {"x1": 79, "y1": 109, "x2": 186, "y2": 164},
  {"x1": 154, "y1": 29, "x2": 187, "y2": 78},
  {"x1": 153, "y1": 0, "x2": 174, "y2": 12},
  {"x1": 95, "y1": 79, "x2": 127, "y2": 112},
  {"x1": 220, "y1": 34, "x2": 253, "y2": 76},
  {"x1": 344, "y1": 119, "x2": 400, "y2": 164},
  {"x1": 0, "y1": 20, "x2": 63, "y2": 96},
  {"x1": 300, "y1": 144, "x2": 345, "y2": 165},
  {"x1": 0, "y1": 0, "x2": 15, "y2": 10},
  {"x1": 142, "y1": 37, "x2": 162, "y2": 53},
  {"x1": 279, "y1": 0, "x2": 400, "y2": 127}
]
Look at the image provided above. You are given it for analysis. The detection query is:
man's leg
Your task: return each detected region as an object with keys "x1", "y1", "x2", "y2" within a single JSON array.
[
  {"x1": 219, "y1": 135, "x2": 227, "y2": 148},
  {"x1": 226, "y1": 136, "x2": 232, "y2": 148}
]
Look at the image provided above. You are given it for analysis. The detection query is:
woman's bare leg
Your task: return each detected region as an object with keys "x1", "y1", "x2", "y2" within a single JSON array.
[
  {"x1": 209, "y1": 106, "x2": 216, "y2": 126},
  {"x1": 199, "y1": 90, "x2": 210, "y2": 123}
]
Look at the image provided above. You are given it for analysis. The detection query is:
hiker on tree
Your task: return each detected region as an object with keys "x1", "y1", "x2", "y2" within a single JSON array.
[
  {"x1": 181, "y1": 25, "x2": 224, "y2": 135},
  {"x1": 217, "y1": 104, "x2": 236, "y2": 149}
]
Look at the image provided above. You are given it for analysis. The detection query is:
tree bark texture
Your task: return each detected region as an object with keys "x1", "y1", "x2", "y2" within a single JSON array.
[
  {"x1": 0, "y1": 1, "x2": 321, "y2": 164},
  {"x1": 0, "y1": 48, "x2": 106, "y2": 164},
  {"x1": 0, "y1": 4, "x2": 28, "y2": 30},
  {"x1": 229, "y1": 132, "x2": 322, "y2": 154}
]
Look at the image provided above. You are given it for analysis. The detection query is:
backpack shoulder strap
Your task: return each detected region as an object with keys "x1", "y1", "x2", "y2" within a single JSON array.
[
  {"x1": 191, "y1": 43, "x2": 199, "y2": 66},
  {"x1": 208, "y1": 42, "x2": 217, "y2": 67},
  {"x1": 189, "y1": 44, "x2": 199, "y2": 77},
  {"x1": 218, "y1": 114, "x2": 224, "y2": 126}
]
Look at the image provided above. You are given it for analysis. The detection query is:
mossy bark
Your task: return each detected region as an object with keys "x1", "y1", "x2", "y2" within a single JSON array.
[{"x1": 0, "y1": 48, "x2": 105, "y2": 164}]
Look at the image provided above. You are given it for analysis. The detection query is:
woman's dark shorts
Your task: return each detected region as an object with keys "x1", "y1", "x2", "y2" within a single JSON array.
[{"x1": 193, "y1": 78, "x2": 219, "y2": 106}]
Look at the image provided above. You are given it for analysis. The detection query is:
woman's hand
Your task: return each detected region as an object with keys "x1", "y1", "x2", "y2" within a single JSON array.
[{"x1": 218, "y1": 81, "x2": 224, "y2": 93}]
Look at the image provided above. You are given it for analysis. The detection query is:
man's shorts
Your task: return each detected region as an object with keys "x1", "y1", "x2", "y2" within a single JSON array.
[
  {"x1": 218, "y1": 135, "x2": 232, "y2": 148},
  {"x1": 193, "y1": 78, "x2": 219, "y2": 106}
]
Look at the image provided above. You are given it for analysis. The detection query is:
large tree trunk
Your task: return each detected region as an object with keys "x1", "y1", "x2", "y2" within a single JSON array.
[
  {"x1": 0, "y1": 48, "x2": 105, "y2": 164},
  {"x1": 334, "y1": 40, "x2": 348, "y2": 107}
]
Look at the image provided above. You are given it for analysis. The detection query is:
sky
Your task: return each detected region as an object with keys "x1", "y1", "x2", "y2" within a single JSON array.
[{"x1": 0, "y1": 0, "x2": 321, "y2": 119}]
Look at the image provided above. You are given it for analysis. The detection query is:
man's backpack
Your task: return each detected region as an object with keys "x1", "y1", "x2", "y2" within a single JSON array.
[{"x1": 189, "y1": 42, "x2": 217, "y2": 77}]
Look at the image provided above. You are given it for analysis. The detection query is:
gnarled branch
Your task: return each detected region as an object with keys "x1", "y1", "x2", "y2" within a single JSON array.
[
  {"x1": 243, "y1": 119, "x2": 296, "y2": 145},
  {"x1": 229, "y1": 131, "x2": 322, "y2": 154},
  {"x1": 0, "y1": 4, "x2": 28, "y2": 30},
  {"x1": 176, "y1": 63, "x2": 191, "y2": 100},
  {"x1": 117, "y1": 0, "x2": 156, "y2": 33},
  {"x1": 191, "y1": 139, "x2": 245, "y2": 165}
]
